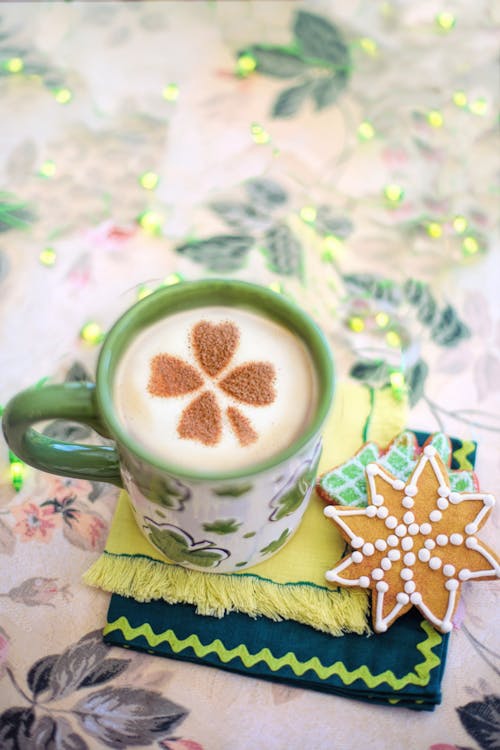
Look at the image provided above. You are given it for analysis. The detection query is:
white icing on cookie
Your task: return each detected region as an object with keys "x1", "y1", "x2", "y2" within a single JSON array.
[{"x1": 324, "y1": 450, "x2": 499, "y2": 634}]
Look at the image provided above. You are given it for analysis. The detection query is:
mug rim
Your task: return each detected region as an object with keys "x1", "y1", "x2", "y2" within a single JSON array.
[{"x1": 96, "y1": 279, "x2": 334, "y2": 481}]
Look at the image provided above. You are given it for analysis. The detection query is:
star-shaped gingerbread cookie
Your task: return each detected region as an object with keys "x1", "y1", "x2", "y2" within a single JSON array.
[{"x1": 323, "y1": 445, "x2": 499, "y2": 633}]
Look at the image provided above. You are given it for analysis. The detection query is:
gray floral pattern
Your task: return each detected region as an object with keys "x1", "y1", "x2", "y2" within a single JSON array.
[{"x1": 0, "y1": 631, "x2": 192, "y2": 749}]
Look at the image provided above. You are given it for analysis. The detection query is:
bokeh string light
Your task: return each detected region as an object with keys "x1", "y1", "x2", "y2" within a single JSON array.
[
  {"x1": 139, "y1": 172, "x2": 159, "y2": 191},
  {"x1": 38, "y1": 160, "x2": 56, "y2": 178},
  {"x1": 0, "y1": 404, "x2": 26, "y2": 491},
  {"x1": 162, "y1": 83, "x2": 179, "y2": 101},
  {"x1": 80, "y1": 321, "x2": 104, "y2": 345},
  {"x1": 9, "y1": 450, "x2": 25, "y2": 492},
  {"x1": 39, "y1": 247, "x2": 56, "y2": 266}
]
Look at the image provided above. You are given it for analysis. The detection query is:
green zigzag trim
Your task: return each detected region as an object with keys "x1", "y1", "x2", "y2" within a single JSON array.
[
  {"x1": 104, "y1": 617, "x2": 442, "y2": 690},
  {"x1": 452, "y1": 440, "x2": 475, "y2": 471}
]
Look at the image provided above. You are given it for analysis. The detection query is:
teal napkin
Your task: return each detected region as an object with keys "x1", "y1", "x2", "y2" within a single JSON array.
[{"x1": 104, "y1": 597, "x2": 448, "y2": 710}]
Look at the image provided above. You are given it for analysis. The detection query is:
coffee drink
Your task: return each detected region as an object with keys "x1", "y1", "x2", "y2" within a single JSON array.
[{"x1": 114, "y1": 306, "x2": 318, "y2": 472}]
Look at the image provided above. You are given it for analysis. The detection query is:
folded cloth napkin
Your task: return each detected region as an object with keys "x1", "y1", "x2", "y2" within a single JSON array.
[
  {"x1": 102, "y1": 432, "x2": 476, "y2": 711},
  {"x1": 85, "y1": 382, "x2": 408, "y2": 636}
]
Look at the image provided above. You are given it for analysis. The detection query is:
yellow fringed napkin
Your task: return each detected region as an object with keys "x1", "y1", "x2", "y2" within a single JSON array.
[{"x1": 84, "y1": 381, "x2": 407, "y2": 635}]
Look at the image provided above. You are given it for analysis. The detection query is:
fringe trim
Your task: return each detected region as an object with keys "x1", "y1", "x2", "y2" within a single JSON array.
[{"x1": 84, "y1": 552, "x2": 370, "y2": 637}]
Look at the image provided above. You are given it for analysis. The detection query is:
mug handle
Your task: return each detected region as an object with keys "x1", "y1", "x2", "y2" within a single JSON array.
[{"x1": 2, "y1": 382, "x2": 123, "y2": 487}]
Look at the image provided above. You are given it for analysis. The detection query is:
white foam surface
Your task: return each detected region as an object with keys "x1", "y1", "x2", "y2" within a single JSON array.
[{"x1": 114, "y1": 306, "x2": 318, "y2": 472}]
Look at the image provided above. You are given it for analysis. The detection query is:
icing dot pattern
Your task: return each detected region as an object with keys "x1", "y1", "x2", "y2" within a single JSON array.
[{"x1": 323, "y1": 443, "x2": 500, "y2": 634}]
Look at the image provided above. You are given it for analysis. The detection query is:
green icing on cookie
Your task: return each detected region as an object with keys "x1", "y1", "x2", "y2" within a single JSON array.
[
  {"x1": 319, "y1": 443, "x2": 379, "y2": 507},
  {"x1": 379, "y1": 430, "x2": 416, "y2": 480},
  {"x1": 319, "y1": 430, "x2": 476, "y2": 508},
  {"x1": 449, "y1": 470, "x2": 475, "y2": 493},
  {"x1": 429, "y1": 432, "x2": 451, "y2": 465}
]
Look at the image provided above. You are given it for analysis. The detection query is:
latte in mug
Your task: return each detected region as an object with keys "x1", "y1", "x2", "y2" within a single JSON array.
[
  {"x1": 3, "y1": 279, "x2": 334, "y2": 571},
  {"x1": 113, "y1": 306, "x2": 318, "y2": 473}
]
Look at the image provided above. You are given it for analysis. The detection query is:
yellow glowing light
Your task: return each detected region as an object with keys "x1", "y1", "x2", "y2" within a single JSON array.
[
  {"x1": 80, "y1": 322, "x2": 104, "y2": 345},
  {"x1": 349, "y1": 316, "x2": 365, "y2": 333},
  {"x1": 322, "y1": 235, "x2": 343, "y2": 261},
  {"x1": 139, "y1": 172, "x2": 159, "y2": 190},
  {"x1": 384, "y1": 184, "x2": 404, "y2": 204},
  {"x1": 162, "y1": 83, "x2": 179, "y2": 101},
  {"x1": 9, "y1": 453, "x2": 25, "y2": 492},
  {"x1": 375, "y1": 312, "x2": 390, "y2": 328},
  {"x1": 427, "y1": 110, "x2": 444, "y2": 128},
  {"x1": 323, "y1": 235, "x2": 343, "y2": 252},
  {"x1": 54, "y1": 87, "x2": 72, "y2": 104},
  {"x1": 427, "y1": 222, "x2": 443, "y2": 238},
  {"x1": 268, "y1": 281, "x2": 283, "y2": 294},
  {"x1": 358, "y1": 121, "x2": 375, "y2": 141},
  {"x1": 386, "y1": 330, "x2": 402, "y2": 348},
  {"x1": 138, "y1": 211, "x2": 163, "y2": 235},
  {"x1": 452, "y1": 91, "x2": 468, "y2": 108},
  {"x1": 390, "y1": 371, "x2": 405, "y2": 389},
  {"x1": 5, "y1": 57, "x2": 24, "y2": 73},
  {"x1": 469, "y1": 98, "x2": 487, "y2": 116},
  {"x1": 453, "y1": 215, "x2": 468, "y2": 234},
  {"x1": 250, "y1": 122, "x2": 270, "y2": 144},
  {"x1": 39, "y1": 160, "x2": 56, "y2": 178},
  {"x1": 39, "y1": 247, "x2": 56, "y2": 266},
  {"x1": 11, "y1": 461, "x2": 23, "y2": 480},
  {"x1": 436, "y1": 12, "x2": 456, "y2": 30},
  {"x1": 163, "y1": 273, "x2": 183, "y2": 286},
  {"x1": 237, "y1": 54, "x2": 257, "y2": 76},
  {"x1": 359, "y1": 37, "x2": 378, "y2": 56},
  {"x1": 462, "y1": 236, "x2": 480, "y2": 255},
  {"x1": 300, "y1": 206, "x2": 317, "y2": 224}
]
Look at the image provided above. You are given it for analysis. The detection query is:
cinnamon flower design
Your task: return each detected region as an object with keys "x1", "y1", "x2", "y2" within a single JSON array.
[{"x1": 148, "y1": 321, "x2": 276, "y2": 446}]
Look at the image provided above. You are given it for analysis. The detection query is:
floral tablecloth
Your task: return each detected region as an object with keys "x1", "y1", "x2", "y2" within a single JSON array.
[{"x1": 1, "y1": 2, "x2": 499, "y2": 748}]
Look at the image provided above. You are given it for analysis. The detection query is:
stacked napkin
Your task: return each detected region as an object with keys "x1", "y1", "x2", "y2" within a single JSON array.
[{"x1": 86, "y1": 382, "x2": 476, "y2": 709}]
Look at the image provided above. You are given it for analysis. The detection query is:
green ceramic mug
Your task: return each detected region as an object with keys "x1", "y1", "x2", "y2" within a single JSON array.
[{"x1": 2, "y1": 280, "x2": 334, "y2": 572}]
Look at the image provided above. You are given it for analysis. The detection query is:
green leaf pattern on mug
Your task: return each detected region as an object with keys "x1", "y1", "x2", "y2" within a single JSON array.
[
  {"x1": 202, "y1": 519, "x2": 242, "y2": 535},
  {"x1": 144, "y1": 519, "x2": 230, "y2": 568},
  {"x1": 137, "y1": 475, "x2": 191, "y2": 511},
  {"x1": 269, "y1": 441, "x2": 322, "y2": 521},
  {"x1": 260, "y1": 528, "x2": 290, "y2": 556},
  {"x1": 213, "y1": 483, "x2": 253, "y2": 498}
]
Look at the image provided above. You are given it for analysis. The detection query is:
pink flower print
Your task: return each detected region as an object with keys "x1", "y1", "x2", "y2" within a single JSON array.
[
  {"x1": 161, "y1": 740, "x2": 205, "y2": 750},
  {"x1": 85, "y1": 220, "x2": 136, "y2": 252},
  {"x1": 47, "y1": 476, "x2": 93, "y2": 502},
  {"x1": 11, "y1": 501, "x2": 58, "y2": 543},
  {"x1": 62, "y1": 505, "x2": 108, "y2": 551}
]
